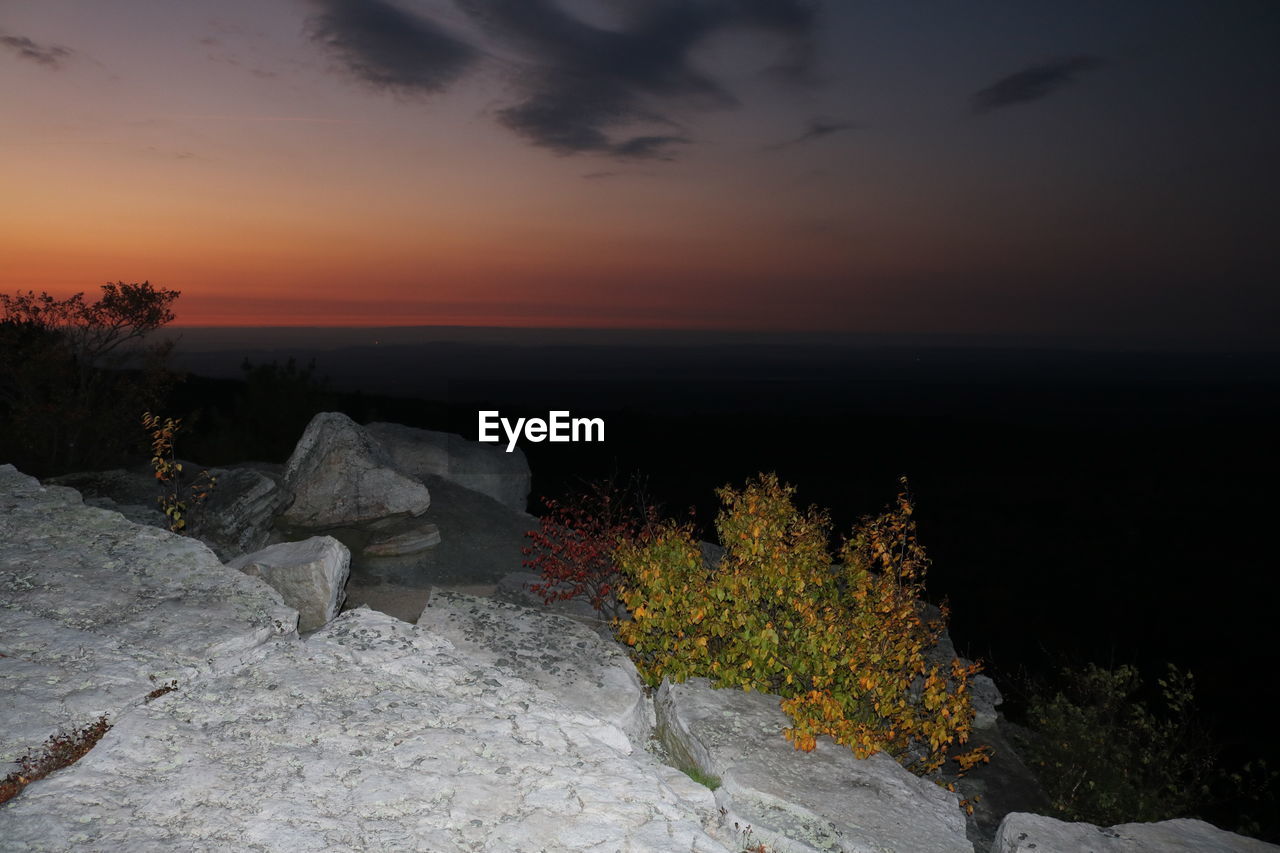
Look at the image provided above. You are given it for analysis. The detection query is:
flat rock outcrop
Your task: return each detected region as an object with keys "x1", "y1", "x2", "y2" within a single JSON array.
[
  {"x1": 228, "y1": 536, "x2": 351, "y2": 632},
  {"x1": 1, "y1": 608, "x2": 729, "y2": 852},
  {"x1": 655, "y1": 676, "x2": 974, "y2": 853},
  {"x1": 281, "y1": 412, "x2": 430, "y2": 529},
  {"x1": 366, "y1": 421, "x2": 531, "y2": 512},
  {"x1": 416, "y1": 589, "x2": 652, "y2": 750},
  {"x1": 0, "y1": 464, "x2": 297, "y2": 777},
  {"x1": 993, "y1": 812, "x2": 1278, "y2": 852}
]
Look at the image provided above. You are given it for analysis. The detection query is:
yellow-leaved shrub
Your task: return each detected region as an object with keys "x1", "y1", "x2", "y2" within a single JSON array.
[{"x1": 615, "y1": 473, "x2": 985, "y2": 775}]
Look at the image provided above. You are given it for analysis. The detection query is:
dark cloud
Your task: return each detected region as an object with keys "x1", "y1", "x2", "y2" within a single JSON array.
[
  {"x1": 0, "y1": 31, "x2": 72, "y2": 68},
  {"x1": 461, "y1": 0, "x2": 817, "y2": 158},
  {"x1": 307, "y1": 0, "x2": 479, "y2": 94},
  {"x1": 971, "y1": 55, "x2": 1101, "y2": 114},
  {"x1": 309, "y1": 0, "x2": 819, "y2": 160},
  {"x1": 766, "y1": 116, "x2": 859, "y2": 150}
]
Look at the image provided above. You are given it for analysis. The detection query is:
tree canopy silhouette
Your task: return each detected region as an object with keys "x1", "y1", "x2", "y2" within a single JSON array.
[{"x1": 0, "y1": 281, "x2": 181, "y2": 475}]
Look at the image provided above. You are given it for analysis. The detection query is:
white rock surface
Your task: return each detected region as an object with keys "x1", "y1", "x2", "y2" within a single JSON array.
[
  {"x1": 416, "y1": 589, "x2": 653, "y2": 751},
  {"x1": 228, "y1": 536, "x2": 351, "y2": 632},
  {"x1": 0, "y1": 464, "x2": 297, "y2": 777},
  {"x1": 1, "y1": 608, "x2": 730, "y2": 852},
  {"x1": 281, "y1": 412, "x2": 431, "y2": 529},
  {"x1": 992, "y1": 812, "x2": 1279, "y2": 852},
  {"x1": 655, "y1": 677, "x2": 975, "y2": 853},
  {"x1": 366, "y1": 421, "x2": 531, "y2": 512}
]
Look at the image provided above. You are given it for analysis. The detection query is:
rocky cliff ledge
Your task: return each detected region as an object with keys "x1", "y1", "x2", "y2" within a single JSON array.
[{"x1": 2, "y1": 415, "x2": 1275, "y2": 852}]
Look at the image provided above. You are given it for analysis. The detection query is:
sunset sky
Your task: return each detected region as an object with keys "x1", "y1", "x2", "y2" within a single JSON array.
[{"x1": 3, "y1": 1, "x2": 1277, "y2": 343}]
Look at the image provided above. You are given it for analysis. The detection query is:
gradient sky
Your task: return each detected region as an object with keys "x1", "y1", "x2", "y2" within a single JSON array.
[{"x1": 3, "y1": 1, "x2": 1277, "y2": 343}]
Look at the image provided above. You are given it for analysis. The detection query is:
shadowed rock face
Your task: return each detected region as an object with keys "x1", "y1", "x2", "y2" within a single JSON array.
[
  {"x1": 365, "y1": 421, "x2": 531, "y2": 513},
  {"x1": 45, "y1": 464, "x2": 294, "y2": 563},
  {"x1": 281, "y1": 412, "x2": 430, "y2": 529},
  {"x1": 192, "y1": 466, "x2": 294, "y2": 561}
]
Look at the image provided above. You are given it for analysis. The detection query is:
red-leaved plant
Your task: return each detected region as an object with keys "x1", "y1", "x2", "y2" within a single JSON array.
[{"x1": 523, "y1": 477, "x2": 658, "y2": 620}]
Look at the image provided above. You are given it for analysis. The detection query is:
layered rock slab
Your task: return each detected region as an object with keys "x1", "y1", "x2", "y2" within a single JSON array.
[
  {"x1": 416, "y1": 589, "x2": 652, "y2": 750},
  {"x1": 0, "y1": 608, "x2": 730, "y2": 853},
  {"x1": 993, "y1": 812, "x2": 1278, "y2": 852},
  {"x1": 0, "y1": 465, "x2": 297, "y2": 776},
  {"x1": 192, "y1": 465, "x2": 293, "y2": 561},
  {"x1": 656, "y1": 677, "x2": 974, "y2": 853}
]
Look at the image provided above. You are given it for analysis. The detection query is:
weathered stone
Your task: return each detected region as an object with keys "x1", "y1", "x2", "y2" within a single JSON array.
[
  {"x1": 0, "y1": 608, "x2": 730, "y2": 852},
  {"x1": 992, "y1": 812, "x2": 1278, "y2": 852},
  {"x1": 366, "y1": 421, "x2": 531, "y2": 512},
  {"x1": 0, "y1": 464, "x2": 297, "y2": 777},
  {"x1": 281, "y1": 412, "x2": 430, "y2": 528},
  {"x1": 228, "y1": 537, "x2": 351, "y2": 632},
  {"x1": 493, "y1": 570, "x2": 609, "y2": 625},
  {"x1": 362, "y1": 521, "x2": 442, "y2": 557},
  {"x1": 416, "y1": 589, "x2": 652, "y2": 751},
  {"x1": 655, "y1": 676, "x2": 974, "y2": 853},
  {"x1": 194, "y1": 466, "x2": 294, "y2": 561}
]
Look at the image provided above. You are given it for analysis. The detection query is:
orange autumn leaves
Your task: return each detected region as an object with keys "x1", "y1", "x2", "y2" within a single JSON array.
[{"x1": 613, "y1": 474, "x2": 988, "y2": 776}]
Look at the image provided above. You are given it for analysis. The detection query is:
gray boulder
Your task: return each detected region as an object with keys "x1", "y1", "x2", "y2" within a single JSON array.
[
  {"x1": 992, "y1": 812, "x2": 1278, "y2": 852},
  {"x1": 0, "y1": 464, "x2": 297, "y2": 778},
  {"x1": 228, "y1": 536, "x2": 351, "y2": 632},
  {"x1": 281, "y1": 412, "x2": 430, "y2": 529},
  {"x1": 366, "y1": 421, "x2": 531, "y2": 512},
  {"x1": 416, "y1": 589, "x2": 651, "y2": 751},
  {"x1": 655, "y1": 676, "x2": 974, "y2": 853}
]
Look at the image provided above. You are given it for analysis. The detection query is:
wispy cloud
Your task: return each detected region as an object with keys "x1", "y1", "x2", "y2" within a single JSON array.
[
  {"x1": 169, "y1": 113, "x2": 355, "y2": 124},
  {"x1": 307, "y1": 0, "x2": 479, "y2": 95},
  {"x1": 0, "y1": 31, "x2": 72, "y2": 69},
  {"x1": 308, "y1": 0, "x2": 820, "y2": 160},
  {"x1": 971, "y1": 56, "x2": 1101, "y2": 114},
  {"x1": 766, "y1": 116, "x2": 859, "y2": 151},
  {"x1": 460, "y1": 0, "x2": 816, "y2": 159}
]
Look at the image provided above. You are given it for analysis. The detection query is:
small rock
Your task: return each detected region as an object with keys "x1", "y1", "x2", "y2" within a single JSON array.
[{"x1": 229, "y1": 536, "x2": 351, "y2": 632}]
